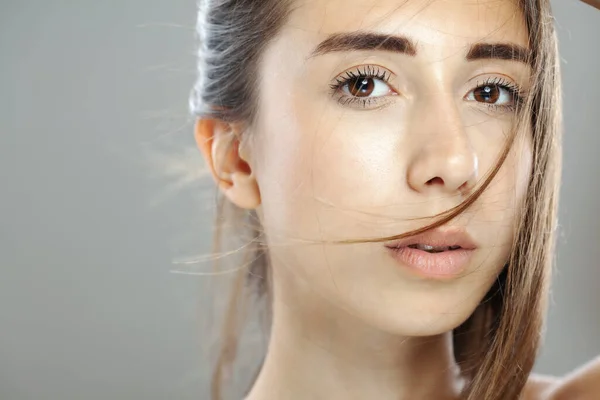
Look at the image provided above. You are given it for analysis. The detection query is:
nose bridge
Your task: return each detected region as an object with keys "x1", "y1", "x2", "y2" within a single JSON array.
[{"x1": 407, "y1": 92, "x2": 478, "y2": 194}]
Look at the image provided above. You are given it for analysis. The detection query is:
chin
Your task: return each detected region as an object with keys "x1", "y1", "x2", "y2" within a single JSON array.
[
  {"x1": 341, "y1": 282, "x2": 490, "y2": 338},
  {"x1": 371, "y1": 308, "x2": 478, "y2": 338}
]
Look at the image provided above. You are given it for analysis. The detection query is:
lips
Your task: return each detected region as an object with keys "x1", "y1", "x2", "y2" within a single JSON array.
[{"x1": 385, "y1": 228, "x2": 477, "y2": 279}]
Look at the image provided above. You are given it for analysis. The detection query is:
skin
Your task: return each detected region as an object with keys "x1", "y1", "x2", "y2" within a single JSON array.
[{"x1": 196, "y1": 0, "x2": 600, "y2": 398}]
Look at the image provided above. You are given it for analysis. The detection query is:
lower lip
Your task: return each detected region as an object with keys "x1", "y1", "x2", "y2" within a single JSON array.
[{"x1": 387, "y1": 246, "x2": 475, "y2": 279}]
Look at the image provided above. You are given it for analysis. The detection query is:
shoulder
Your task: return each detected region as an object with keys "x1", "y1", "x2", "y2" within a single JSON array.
[
  {"x1": 523, "y1": 374, "x2": 559, "y2": 400},
  {"x1": 524, "y1": 357, "x2": 600, "y2": 400}
]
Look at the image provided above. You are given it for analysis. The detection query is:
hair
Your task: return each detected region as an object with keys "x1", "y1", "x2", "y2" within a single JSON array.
[{"x1": 189, "y1": 0, "x2": 563, "y2": 399}]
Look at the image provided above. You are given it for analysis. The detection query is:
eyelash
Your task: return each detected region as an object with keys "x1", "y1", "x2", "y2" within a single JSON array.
[{"x1": 329, "y1": 67, "x2": 525, "y2": 111}]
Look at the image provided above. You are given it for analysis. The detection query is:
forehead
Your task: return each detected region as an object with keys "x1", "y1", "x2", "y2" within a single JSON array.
[{"x1": 288, "y1": 0, "x2": 529, "y2": 49}]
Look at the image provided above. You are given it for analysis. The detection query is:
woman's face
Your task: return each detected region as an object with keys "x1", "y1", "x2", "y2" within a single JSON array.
[{"x1": 248, "y1": 0, "x2": 532, "y2": 335}]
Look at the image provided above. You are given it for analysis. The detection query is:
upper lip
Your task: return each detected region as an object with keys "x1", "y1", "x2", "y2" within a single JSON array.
[{"x1": 384, "y1": 228, "x2": 477, "y2": 250}]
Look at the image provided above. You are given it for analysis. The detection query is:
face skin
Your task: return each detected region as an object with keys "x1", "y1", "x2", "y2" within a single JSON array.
[{"x1": 197, "y1": 0, "x2": 533, "y2": 398}]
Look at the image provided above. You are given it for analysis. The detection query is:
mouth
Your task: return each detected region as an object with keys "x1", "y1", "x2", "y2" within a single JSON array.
[
  {"x1": 406, "y1": 244, "x2": 464, "y2": 253},
  {"x1": 385, "y1": 228, "x2": 477, "y2": 279},
  {"x1": 385, "y1": 228, "x2": 477, "y2": 252}
]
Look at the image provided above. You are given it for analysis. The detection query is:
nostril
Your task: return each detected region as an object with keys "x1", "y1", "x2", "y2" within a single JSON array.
[{"x1": 426, "y1": 177, "x2": 444, "y2": 186}]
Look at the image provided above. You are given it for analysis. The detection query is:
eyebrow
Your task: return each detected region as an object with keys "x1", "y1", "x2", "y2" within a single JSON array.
[
  {"x1": 311, "y1": 32, "x2": 417, "y2": 57},
  {"x1": 310, "y1": 32, "x2": 531, "y2": 65},
  {"x1": 466, "y1": 43, "x2": 531, "y2": 64}
]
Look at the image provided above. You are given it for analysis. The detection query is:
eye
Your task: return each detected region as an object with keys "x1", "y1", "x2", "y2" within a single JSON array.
[
  {"x1": 464, "y1": 78, "x2": 522, "y2": 109},
  {"x1": 467, "y1": 84, "x2": 511, "y2": 105},
  {"x1": 341, "y1": 76, "x2": 392, "y2": 98},
  {"x1": 330, "y1": 66, "x2": 397, "y2": 109}
]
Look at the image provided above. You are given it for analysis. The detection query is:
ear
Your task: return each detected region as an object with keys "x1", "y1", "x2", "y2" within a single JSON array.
[{"x1": 194, "y1": 118, "x2": 261, "y2": 209}]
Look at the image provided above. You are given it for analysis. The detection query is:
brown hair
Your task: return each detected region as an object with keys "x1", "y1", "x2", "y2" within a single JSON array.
[{"x1": 190, "y1": 0, "x2": 562, "y2": 399}]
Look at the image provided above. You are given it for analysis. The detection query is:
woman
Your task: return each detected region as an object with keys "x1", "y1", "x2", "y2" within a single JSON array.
[{"x1": 191, "y1": 0, "x2": 600, "y2": 398}]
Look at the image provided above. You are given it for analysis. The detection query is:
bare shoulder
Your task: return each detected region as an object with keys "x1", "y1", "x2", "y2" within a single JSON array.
[
  {"x1": 524, "y1": 357, "x2": 600, "y2": 400},
  {"x1": 523, "y1": 374, "x2": 559, "y2": 400}
]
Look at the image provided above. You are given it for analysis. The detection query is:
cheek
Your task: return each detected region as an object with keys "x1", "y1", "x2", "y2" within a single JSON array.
[
  {"x1": 475, "y1": 127, "x2": 532, "y2": 222},
  {"x1": 253, "y1": 83, "x2": 408, "y2": 241},
  {"x1": 462, "y1": 127, "x2": 532, "y2": 277}
]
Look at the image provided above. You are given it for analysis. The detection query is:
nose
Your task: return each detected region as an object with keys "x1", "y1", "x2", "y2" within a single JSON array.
[{"x1": 406, "y1": 102, "x2": 478, "y2": 195}]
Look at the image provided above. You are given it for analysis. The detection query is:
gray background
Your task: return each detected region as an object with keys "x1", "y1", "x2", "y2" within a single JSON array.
[{"x1": 1, "y1": 1, "x2": 599, "y2": 399}]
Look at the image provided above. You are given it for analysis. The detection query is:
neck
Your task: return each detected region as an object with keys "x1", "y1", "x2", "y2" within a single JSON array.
[{"x1": 246, "y1": 276, "x2": 464, "y2": 400}]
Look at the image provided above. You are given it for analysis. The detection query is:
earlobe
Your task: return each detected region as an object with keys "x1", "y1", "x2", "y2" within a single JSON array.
[
  {"x1": 194, "y1": 118, "x2": 261, "y2": 209},
  {"x1": 229, "y1": 171, "x2": 261, "y2": 209}
]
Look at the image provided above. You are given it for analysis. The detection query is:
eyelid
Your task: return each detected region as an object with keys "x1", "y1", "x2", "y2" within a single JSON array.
[
  {"x1": 330, "y1": 64, "x2": 397, "y2": 89},
  {"x1": 466, "y1": 73, "x2": 525, "y2": 92}
]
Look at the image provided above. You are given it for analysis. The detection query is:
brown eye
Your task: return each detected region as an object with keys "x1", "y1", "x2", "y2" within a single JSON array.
[
  {"x1": 332, "y1": 66, "x2": 396, "y2": 108},
  {"x1": 465, "y1": 81, "x2": 519, "y2": 108},
  {"x1": 473, "y1": 85, "x2": 500, "y2": 103},
  {"x1": 341, "y1": 76, "x2": 392, "y2": 99},
  {"x1": 347, "y1": 77, "x2": 375, "y2": 97}
]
